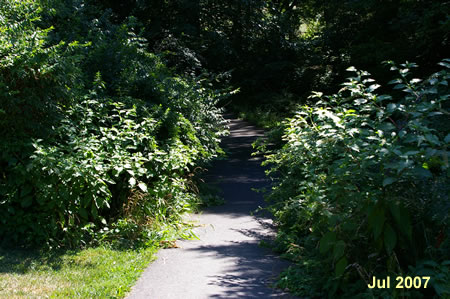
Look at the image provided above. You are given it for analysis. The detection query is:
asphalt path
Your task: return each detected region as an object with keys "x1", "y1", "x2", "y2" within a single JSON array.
[{"x1": 126, "y1": 114, "x2": 296, "y2": 299}]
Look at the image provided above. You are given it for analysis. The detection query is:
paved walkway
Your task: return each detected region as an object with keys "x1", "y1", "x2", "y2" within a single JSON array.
[{"x1": 127, "y1": 114, "x2": 295, "y2": 299}]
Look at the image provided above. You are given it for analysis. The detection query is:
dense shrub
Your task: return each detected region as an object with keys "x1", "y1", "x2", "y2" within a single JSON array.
[
  {"x1": 0, "y1": 0, "x2": 227, "y2": 248},
  {"x1": 263, "y1": 60, "x2": 449, "y2": 297}
]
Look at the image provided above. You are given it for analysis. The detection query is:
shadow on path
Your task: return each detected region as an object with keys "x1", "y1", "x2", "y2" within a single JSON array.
[{"x1": 126, "y1": 113, "x2": 296, "y2": 299}]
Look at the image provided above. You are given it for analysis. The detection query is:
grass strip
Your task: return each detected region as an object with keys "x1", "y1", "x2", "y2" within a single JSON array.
[{"x1": 0, "y1": 246, "x2": 157, "y2": 298}]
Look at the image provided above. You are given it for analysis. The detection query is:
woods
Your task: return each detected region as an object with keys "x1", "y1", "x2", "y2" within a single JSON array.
[{"x1": 0, "y1": 0, "x2": 449, "y2": 297}]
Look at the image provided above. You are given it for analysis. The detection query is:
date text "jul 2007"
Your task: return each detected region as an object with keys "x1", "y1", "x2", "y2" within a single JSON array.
[{"x1": 368, "y1": 276, "x2": 430, "y2": 289}]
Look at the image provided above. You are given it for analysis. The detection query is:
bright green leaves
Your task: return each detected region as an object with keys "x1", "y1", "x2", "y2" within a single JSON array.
[
  {"x1": 0, "y1": 0, "x2": 227, "y2": 248},
  {"x1": 264, "y1": 60, "x2": 449, "y2": 297}
]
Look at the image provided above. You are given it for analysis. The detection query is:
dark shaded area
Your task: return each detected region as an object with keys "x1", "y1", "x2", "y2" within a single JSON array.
[
  {"x1": 189, "y1": 241, "x2": 291, "y2": 299},
  {"x1": 202, "y1": 113, "x2": 272, "y2": 218},
  {"x1": 0, "y1": 248, "x2": 78, "y2": 274},
  {"x1": 97, "y1": 0, "x2": 448, "y2": 112}
]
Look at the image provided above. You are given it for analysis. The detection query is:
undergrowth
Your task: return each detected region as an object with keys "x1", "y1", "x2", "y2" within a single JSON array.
[{"x1": 260, "y1": 60, "x2": 450, "y2": 298}]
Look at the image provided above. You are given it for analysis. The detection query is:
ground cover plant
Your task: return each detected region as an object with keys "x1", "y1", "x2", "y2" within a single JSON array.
[{"x1": 261, "y1": 61, "x2": 450, "y2": 297}]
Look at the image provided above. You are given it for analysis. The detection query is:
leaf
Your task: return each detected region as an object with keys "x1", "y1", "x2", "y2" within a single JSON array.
[
  {"x1": 333, "y1": 240, "x2": 346, "y2": 260},
  {"x1": 335, "y1": 257, "x2": 348, "y2": 277},
  {"x1": 368, "y1": 207, "x2": 385, "y2": 240},
  {"x1": 79, "y1": 208, "x2": 88, "y2": 220},
  {"x1": 387, "y1": 103, "x2": 397, "y2": 113},
  {"x1": 425, "y1": 134, "x2": 440, "y2": 146},
  {"x1": 320, "y1": 231, "x2": 336, "y2": 254},
  {"x1": 384, "y1": 224, "x2": 397, "y2": 254},
  {"x1": 388, "y1": 79, "x2": 402, "y2": 85},
  {"x1": 389, "y1": 203, "x2": 412, "y2": 241},
  {"x1": 444, "y1": 134, "x2": 450, "y2": 143},
  {"x1": 21, "y1": 196, "x2": 33, "y2": 208},
  {"x1": 413, "y1": 167, "x2": 432, "y2": 178},
  {"x1": 438, "y1": 62, "x2": 450, "y2": 69},
  {"x1": 376, "y1": 95, "x2": 392, "y2": 102},
  {"x1": 383, "y1": 177, "x2": 397, "y2": 187},
  {"x1": 129, "y1": 177, "x2": 136, "y2": 187},
  {"x1": 393, "y1": 84, "x2": 406, "y2": 90},
  {"x1": 367, "y1": 84, "x2": 381, "y2": 92},
  {"x1": 354, "y1": 98, "x2": 367, "y2": 105},
  {"x1": 91, "y1": 204, "x2": 98, "y2": 218},
  {"x1": 138, "y1": 182, "x2": 148, "y2": 192}
]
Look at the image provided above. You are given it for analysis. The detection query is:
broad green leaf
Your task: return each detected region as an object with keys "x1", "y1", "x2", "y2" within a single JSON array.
[
  {"x1": 376, "y1": 95, "x2": 392, "y2": 102},
  {"x1": 333, "y1": 240, "x2": 346, "y2": 260},
  {"x1": 383, "y1": 177, "x2": 397, "y2": 187},
  {"x1": 21, "y1": 196, "x2": 33, "y2": 208},
  {"x1": 91, "y1": 204, "x2": 98, "y2": 218},
  {"x1": 384, "y1": 224, "x2": 397, "y2": 254},
  {"x1": 444, "y1": 134, "x2": 450, "y2": 143},
  {"x1": 79, "y1": 208, "x2": 88, "y2": 220},
  {"x1": 20, "y1": 185, "x2": 33, "y2": 197},
  {"x1": 425, "y1": 134, "x2": 440, "y2": 146},
  {"x1": 320, "y1": 231, "x2": 337, "y2": 254},
  {"x1": 335, "y1": 257, "x2": 348, "y2": 277},
  {"x1": 389, "y1": 203, "x2": 412, "y2": 241},
  {"x1": 388, "y1": 79, "x2": 402, "y2": 84},
  {"x1": 413, "y1": 167, "x2": 432, "y2": 178},
  {"x1": 368, "y1": 207, "x2": 385, "y2": 240},
  {"x1": 393, "y1": 84, "x2": 406, "y2": 90},
  {"x1": 387, "y1": 103, "x2": 397, "y2": 113}
]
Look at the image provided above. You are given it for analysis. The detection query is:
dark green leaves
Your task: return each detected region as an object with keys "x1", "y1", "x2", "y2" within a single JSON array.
[
  {"x1": 335, "y1": 257, "x2": 348, "y2": 277},
  {"x1": 368, "y1": 207, "x2": 385, "y2": 240},
  {"x1": 389, "y1": 203, "x2": 412, "y2": 241},
  {"x1": 320, "y1": 232, "x2": 336, "y2": 254},
  {"x1": 384, "y1": 224, "x2": 397, "y2": 254}
]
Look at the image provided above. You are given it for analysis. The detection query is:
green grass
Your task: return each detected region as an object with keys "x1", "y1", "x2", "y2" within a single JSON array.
[{"x1": 0, "y1": 246, "x2": 157, "y2": 298}]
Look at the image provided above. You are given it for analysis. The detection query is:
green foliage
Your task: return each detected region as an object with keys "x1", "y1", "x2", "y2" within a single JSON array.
[
  {"x1": 0, "y1": 0, "x2": 227, "y2": 248},
  {"x1": 262, "y1": 60, "x2": 450, "y2": 297}
]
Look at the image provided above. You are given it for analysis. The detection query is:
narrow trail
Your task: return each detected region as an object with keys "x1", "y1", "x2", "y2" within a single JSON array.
[{"x1": 127, "y1": 114, "x2": 295, "y2": 299}]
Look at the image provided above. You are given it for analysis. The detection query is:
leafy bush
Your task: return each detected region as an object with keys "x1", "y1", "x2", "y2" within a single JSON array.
[
  {"x1": 0, "y1": 0, "x2": 227, "y2": 248},
  {"x1": 263, "y1": 60, "x2": 449, "y2": 297}
]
